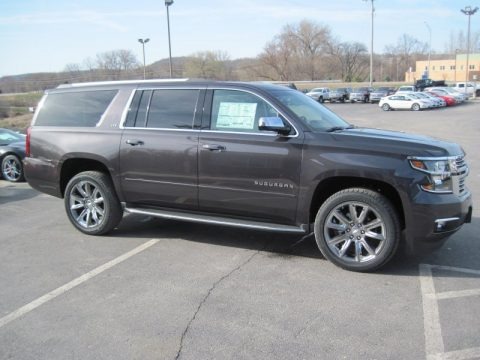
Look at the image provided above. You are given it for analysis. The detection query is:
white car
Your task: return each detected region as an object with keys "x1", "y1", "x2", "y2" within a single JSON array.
[
  {"x1": 396, "y1": 86, "x2": 416, "y2": 94},
  {"x1": 413, "y1": 92, "x2": 444, "y2": 108},
  {"x1": 379, "y1": 94, "x2": 430, "y2": 111},
  {"x1": 306, "y1": 88, "x2": 341, "y2": 103}
]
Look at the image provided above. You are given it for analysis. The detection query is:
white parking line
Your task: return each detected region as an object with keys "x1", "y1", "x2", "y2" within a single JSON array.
[
  {"x1": 420, "y1": 263, "x2": 480, "y2": 360},
  {"x1": 0, "y1": 239, "x2": 159, "y2": 329}
]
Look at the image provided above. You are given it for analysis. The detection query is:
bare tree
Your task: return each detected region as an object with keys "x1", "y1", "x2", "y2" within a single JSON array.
[
  {"x1": 257, "y1": 20, "x2": 332, "y2": 81},
  {"x1": 285, "y1": 20, "x2": 332, "y2": 80},
  {"x1": 383, "y1": 34, "x2": 428, "y2": 79},
  {"x1": 328, "y1": 41, "x2": 369, "y2": 82},
  {"x1": 184, "y1": 51, "x2": 232, "y2": 80}
]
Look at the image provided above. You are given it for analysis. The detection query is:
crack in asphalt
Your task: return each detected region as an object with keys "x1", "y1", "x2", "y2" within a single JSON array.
[
  {"x1": 287, "y1": 232, "x2": 314, "y2": 251},
  {"x1": 174, "y1": 247, "x2": 264, "y2": 360}
]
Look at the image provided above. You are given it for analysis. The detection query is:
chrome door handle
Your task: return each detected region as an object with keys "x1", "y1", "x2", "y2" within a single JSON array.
[
  {"x1": 126, "y1": 139, "x2": 144, "y2": 146},
  {"x1": 202, "y1": 144, "x2": 226, "y2": 151}
]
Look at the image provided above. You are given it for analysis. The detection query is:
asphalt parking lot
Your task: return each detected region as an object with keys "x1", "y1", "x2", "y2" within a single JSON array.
[{"x1": 1, "y1": 101, "x2": 479, "y2": 360}]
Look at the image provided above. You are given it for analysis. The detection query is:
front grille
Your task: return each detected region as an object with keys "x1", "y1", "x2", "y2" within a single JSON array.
[{"x1": 452, "y1": 155, "x2": 469, "y2": 195}]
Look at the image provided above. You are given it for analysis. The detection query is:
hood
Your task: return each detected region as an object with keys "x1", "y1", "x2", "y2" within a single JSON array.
[
  {"x1": 327, "y1": 127, "x2": 463, "y2": 158},
  {"x1": 7, "y1": 140, "x2": 26, "y2": 150}
]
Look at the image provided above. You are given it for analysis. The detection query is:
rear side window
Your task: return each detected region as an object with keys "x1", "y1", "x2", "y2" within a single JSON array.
[
  {"x1": 35, "y1": 90, "x2": 117, "y2": 127},
  {"x1": 146, "y1": 89, "x2": 199, "y2": 129}
]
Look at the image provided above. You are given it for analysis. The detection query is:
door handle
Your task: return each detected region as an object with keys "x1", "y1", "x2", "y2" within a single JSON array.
[
  {"x1": 202, "y1": 144, "x2": 226, "y2": 152},
  {"x1": 126, "y1": 139, "x2": 144, "y2": 146}
]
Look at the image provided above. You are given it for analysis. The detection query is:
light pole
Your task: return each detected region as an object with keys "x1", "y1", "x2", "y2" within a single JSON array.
[
  {"x1": 424, "y1": 21, "x2": 431, "y2": 78},
  {"x1": 454, "y1": 48, "x2": 460, "y2": 82},
  {"x1": 461, "y1": 5, "x2": 478, "y2": 94},
  {"x1": 363, "y1": 0, "x2": 375, "y2": 87},
  {"x1": 165, "y1": 0, "x2": 174, "y2": 78},
  {"x1": 138, "y1": 38, "x2": 150, "y2": 80}
]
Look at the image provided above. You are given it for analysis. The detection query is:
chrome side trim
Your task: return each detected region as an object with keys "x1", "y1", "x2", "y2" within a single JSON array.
[
  {"x1": 434, "y1": 217, "x2": 460, "y2": 224},
  {"x1": 57, "y1": 79, "x2": 190, "y2": 88},
  {"x1": 124, "y1": 207, "x2": 306, "y2": 233}
]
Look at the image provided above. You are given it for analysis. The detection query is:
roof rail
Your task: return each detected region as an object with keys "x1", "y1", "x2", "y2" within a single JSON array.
[{"x1": 57, "y1": 78, "x2": 190, "y2": 88}]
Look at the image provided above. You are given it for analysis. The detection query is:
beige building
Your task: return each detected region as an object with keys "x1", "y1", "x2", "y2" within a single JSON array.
[{"x1": 405, "y1": 53, "x2": 480, "y2": 83}]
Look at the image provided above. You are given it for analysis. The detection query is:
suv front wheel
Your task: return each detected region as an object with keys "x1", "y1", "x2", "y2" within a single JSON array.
[
  {"x1": 64, "y1": 171, "x2": 123, "y2": 235},
  {"x1": 314, "y1": 188, "x2": 400, "y2": 272}
]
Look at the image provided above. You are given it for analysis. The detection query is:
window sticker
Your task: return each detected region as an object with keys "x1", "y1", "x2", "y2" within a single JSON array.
[{"x1": 216, "y1": 102, "x2": 257, "y2": 129}]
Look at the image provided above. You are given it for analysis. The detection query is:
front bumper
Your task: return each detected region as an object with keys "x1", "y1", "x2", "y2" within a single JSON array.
[{"x1": 404, "y1": 190, "x2": 473, "y2": 254}]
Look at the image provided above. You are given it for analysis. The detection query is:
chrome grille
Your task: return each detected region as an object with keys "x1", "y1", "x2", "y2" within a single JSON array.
[{"x1": 452, "y1": 155, "x2": 468, "y2": 195}]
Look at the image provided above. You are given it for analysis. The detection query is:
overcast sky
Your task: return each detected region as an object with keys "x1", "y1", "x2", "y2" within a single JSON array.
[{"x1": 1, "y1": 0, "x2": 479, "y2": 77}]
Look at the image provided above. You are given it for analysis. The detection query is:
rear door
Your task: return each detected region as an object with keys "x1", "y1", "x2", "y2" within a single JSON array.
[
  {"x1": 197, "y1": 88, "x2": 303, "y2": 224},
  {"x1": 119, "y1": 87, "x2": 205, "y2": 209}
]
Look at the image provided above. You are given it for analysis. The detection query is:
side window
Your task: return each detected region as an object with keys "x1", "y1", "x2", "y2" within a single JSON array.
[
  {"x1": 35, "y1": 90, "x2": 118, "y2": 127},
  {"x1": 146, "y1": 89, "x2": 199, "y2": 129},
  {"x1": 210, "y1": 90, "x2": 280, "y2": 133},
  {"x1": 124, "y1": 90, "x2": 152, "y2": 128}
]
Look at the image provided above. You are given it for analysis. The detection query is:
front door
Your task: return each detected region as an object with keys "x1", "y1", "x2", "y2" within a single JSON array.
[{"x1": 198, "y1": 89, "x2": 303, "y2": 224}]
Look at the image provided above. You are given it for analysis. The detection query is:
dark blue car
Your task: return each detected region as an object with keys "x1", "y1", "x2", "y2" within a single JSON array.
[{"x1": 0, "y1": 128, "x2": 26, "y2": 182}]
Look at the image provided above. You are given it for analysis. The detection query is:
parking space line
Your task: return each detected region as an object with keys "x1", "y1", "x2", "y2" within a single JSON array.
[
  {"x1": 443, "y1": 347, "x2": 480, "y2": 360},
  {"x1": 0, "y1": 239, "x2": 159, "y2": 329},
  {"x1": 419, "y1": 264, "x2": 444, "y2": 359},
  {"x1": 420, "y1": 263, "x2": 480, "y2": 360},
  {"x1": 435, "y1": 288, "x2": 480, "y2": 300}
]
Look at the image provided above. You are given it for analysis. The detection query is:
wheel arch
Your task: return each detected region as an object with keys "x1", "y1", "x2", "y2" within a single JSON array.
[
  {"x1": 59, "y1": 157, "x2": 118, "y2": 198},
  {"x1": 308, "y1": 176, "x2": 406, "y2": 230}
]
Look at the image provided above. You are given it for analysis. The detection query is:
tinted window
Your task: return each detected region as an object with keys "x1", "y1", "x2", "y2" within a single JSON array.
[
  {"x1": 210, "y1": 90, "x2": 279, "y2": 133},
  {"x1": 271, "y1": 90, "x2": 349, "y2": 132},
  {"x1": 36, "y1": 90, "x2": 117, "y2": 127},
  {"x1": 146, "y1": 89, "x2": 198, "y2": 129}
]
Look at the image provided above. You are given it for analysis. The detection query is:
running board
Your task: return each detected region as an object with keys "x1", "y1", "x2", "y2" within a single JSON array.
[{"x1": 124, "y1": 206, "x2": 307, "y2": 234}]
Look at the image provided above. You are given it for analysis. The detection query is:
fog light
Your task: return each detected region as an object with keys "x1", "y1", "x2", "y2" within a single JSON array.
[{"x1": 435, "y1": 221, "x2": 446, "y2": 232}]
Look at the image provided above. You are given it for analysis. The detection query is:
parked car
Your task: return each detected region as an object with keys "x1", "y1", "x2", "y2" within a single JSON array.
[
  {"x1": 451, "y1": 82, "x2": 480, "y2": 97},
  {"x1": 349, "y1": 87, "x2": 370, "y2": 103},
  {"x1": 413, "y1": 92, "x2": 445, "y2": 108},
  {"x1": 427, "y1": 91, "x2": 456, "y2": 106},
  {"x1": 25, "y1": 80, "x2": 472, "y2": 272},
  {"x1": 306, "y1": 87, "x2": 341, "y2": 103},
  {"x1": 335, "y1": 87, "x2": 351, "y2": 102},
  {"x1": 379, "y1": 94, "x2": 430, "y2": 111},
  {"x1": 409, "y1": 93, "x2": 436, "y2": 109},
  {"x1": 396, "y1": 86, "x2": 416, "y2": 94},
  {"x1": 425, "y1": 87, "x2": 465, "y2": 103},
  {"x1": 369, "y1": 87, "x2": 392, "y2": 103},
  {"x1": 0, "y1": 128, "x2": 26, "y2": 182},
  {"x1": 415, "y1": 78, "x2": 446, "y2": 91}
]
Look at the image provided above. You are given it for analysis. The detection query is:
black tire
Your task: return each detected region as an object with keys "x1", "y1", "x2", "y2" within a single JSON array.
[
  {"x1": 411, "y1": 103, "x2": 420, "y2": 111},
  {"x1": 382, "y1": 103, "x2": 390, "y2": 111},
  {"x1": 1, "y1": 154, "x2": 24, "y2": 182},
  {"x1": 319, "y1": 97, "x2": 324, "y2": 103},
  {"x1": 64, "y1": 171, "x2": 123, "y2": 235},
  {"x1": 314, "y1": 188, "x2": 401, "y2": 272}
]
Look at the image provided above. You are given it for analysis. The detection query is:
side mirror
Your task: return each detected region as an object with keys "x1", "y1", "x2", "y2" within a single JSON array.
[{"x1": 259, "y1": 117, "x2": 291, "y2": 135}]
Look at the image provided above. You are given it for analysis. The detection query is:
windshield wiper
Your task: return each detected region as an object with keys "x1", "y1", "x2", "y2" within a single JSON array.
[{"x1": 325, "y1": 125, "x2": 354, "y2": 132}]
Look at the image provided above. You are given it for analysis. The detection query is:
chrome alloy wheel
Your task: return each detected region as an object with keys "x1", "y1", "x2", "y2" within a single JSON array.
[
  {"x1": 323, "y1": 201, "x2": 386, "y2": 263},
  {"x1": 2, "y1": 156, "x2": 22, "y2": 181},
  {"x1": 68, "y1": 180, "x2": 105, "y2": 228}
]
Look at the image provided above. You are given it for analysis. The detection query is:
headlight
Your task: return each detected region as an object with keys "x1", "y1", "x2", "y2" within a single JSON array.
[{"x1": 409, "y1": 158, "x2": 455, "y2": 193}]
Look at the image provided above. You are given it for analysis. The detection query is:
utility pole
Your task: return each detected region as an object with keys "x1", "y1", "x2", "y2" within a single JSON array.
[
  {"x1": 165, "y1": 0, "x2": 174, "y2": 78},
  {"x1": 424, "y1": 21, "x2": 431, "y2": 78},
  {"x1": 363, "y1": 0, "x2": 375, "y2": 87},
  {"x1": 138, "y1": 38, "x2": 150, "y2": 80},
  {"x1": 461, "y1": 6, "x2": 478, "y2": 95}
]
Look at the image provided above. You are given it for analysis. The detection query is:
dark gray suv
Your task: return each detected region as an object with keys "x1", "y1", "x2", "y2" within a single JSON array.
[{"x1": 24, "y1": 80, "x2": 473, "y2": 271}]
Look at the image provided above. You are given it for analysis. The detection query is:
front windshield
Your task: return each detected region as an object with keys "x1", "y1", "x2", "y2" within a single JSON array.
[{"x1": 271, "y1": 90, "x2": 350, "y2": 132}]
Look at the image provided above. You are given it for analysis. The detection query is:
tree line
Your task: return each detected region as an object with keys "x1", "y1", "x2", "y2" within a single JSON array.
[{"x1": 1, "y1": 20, "x2": 479, "y2": 94}]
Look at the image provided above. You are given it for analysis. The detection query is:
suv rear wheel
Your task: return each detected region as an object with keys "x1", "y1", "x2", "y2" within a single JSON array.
[
  {"x1": 314, "y1": 188, "x2": 400, "y2": 272},
  {"x1": 64, "y1": 171, "x2": 123, "y2": 235}
]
